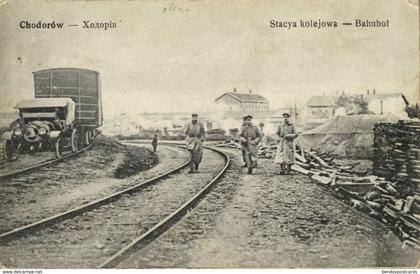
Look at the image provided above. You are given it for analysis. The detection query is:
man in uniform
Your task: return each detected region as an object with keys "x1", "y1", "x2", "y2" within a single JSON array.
[
  {"x1": 239, "y1": 116, "x2": 248, "y2": 167},
  {"x1": 151, "y1": 134, "x2": 158, "y2": 153},
  {"x1": 276, "y1": 113, "x2": 298, "y2": 175},
  {"x1": 258, "y1": 122, "x2": 265, "y2": 137},
  {"x1": 238, "y1": 115, "x2": 262, "y2": 174},
  {"x1": 185, "y1": 113, "x2": 205, "y2": 173}
]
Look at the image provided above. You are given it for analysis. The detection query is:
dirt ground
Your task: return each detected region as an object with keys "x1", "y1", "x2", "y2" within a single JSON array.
[
  {"x1": 0, "y1": 147, "x2": 225, "y2": 268},
  {"x1": 1, "y1": 140, "x2": 418, "y2": 268},
  {"x1": 121, "y1": 148, "x2": 419, "y2": 268},
  {"x1": 0, "y1": 136, "x2": 188, "y2": 234}
]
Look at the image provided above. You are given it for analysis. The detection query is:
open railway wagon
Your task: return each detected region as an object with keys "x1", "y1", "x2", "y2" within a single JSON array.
[{"x1": 2, "y1": 68, "x2": 102, "y2": 160}]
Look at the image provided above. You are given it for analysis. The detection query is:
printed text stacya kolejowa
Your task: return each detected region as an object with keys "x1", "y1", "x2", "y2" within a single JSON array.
[{"x1": 270, "y1": 19, "x2": 390, "y2": 29}]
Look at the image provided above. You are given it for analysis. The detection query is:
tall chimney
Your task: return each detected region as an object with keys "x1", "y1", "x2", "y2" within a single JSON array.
[
  {"x1": 367, "y1": 89, "x2": 370, "y2": 95},
  {"x1": 249, "y1": 89, "x2": 252, "y2": 94},
  {"x1": 373, "y1": 89, "x2": 376, "y2": 95}
]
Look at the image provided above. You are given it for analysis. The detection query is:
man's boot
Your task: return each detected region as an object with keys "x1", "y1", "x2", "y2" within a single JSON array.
[
  {"x1": 242, "y1": 150, "x2": 247, "y2": 167},
  {"x1": 287, "y1": 164, "x2": 292, "y2": 175},
  {"x1": 279, "y1": 163, "x2": 285, "y2": 175},
  {"x1": 195, "y1": 163, "x2": 200, "y2": 173},
  {"x1": 188, "y1": 161, "x2": 194, "y2": 173}
]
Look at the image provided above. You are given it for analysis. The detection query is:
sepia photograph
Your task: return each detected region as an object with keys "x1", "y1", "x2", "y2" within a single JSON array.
[{"x1": 0, "y1": 0, "x2": 419, "y2": 270}]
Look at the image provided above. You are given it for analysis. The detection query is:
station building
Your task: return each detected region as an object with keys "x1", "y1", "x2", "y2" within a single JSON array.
[{"x1": 214, "y1": 88, "x2": 269, "y2": 112}]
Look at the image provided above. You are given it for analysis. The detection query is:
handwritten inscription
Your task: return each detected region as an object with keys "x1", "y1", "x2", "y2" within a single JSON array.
[{"x1": 162, "y1": 2, "x2": 190, "y2": 13}]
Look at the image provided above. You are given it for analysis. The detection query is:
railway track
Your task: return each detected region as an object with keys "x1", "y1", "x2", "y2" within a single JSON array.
[
  {"x1": 0, "y1": 143, "x2": 93, "y2": 181},
  {"x1": 99, "y1": 145, "x2": 230, "y2": 268},
  {"x1": 0, "y1": 143, "x2": 190, "y2": 243},
  {"x1": 0, "y1": 144, "x2": 230, "y2": 268}
]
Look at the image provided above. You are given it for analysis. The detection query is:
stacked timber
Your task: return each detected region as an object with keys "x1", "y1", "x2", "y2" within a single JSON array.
[
  {"x1": 0, "y1": 142, "x2": 5, "y2": 164},
  {"x1": 258, "y1": 144, "x2": 277, "y2": 158},
  {"x1": 370, "y1": 120, "x2": 420, "y2": 247},
  {"x1": 373, "y1": 120, "x2": 420, "y2": 197}
]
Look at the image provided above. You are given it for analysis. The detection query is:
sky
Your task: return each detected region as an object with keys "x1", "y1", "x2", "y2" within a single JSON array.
[{"x1": 0, "y1": 0, "x2": 418, "y2": 117}]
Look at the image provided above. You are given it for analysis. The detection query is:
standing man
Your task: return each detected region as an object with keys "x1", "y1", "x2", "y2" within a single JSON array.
[
  {"x1": 152, "y1": 134, "x2": 158, "y2": 153},
  {"x1": 276, "y1": 113, "x2": 298, "y2": 175},
  {"x1": 239, "y1": 116, "x2": 248, "y2": 167},
  {"x1": 239, "y1": 115, "x2": 262, "y2": 174},
  {"x1": 185, "y1": 113, "x2": 205, "y2": 173},
  {"x1": 258, "y1": 122, "x2": 265, "y2": 137}
]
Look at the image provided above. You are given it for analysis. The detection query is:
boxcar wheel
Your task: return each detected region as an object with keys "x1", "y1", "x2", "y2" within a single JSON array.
[
  {"x1": 3, "y1": 140, "x2": 19, "y2": 161},
  {"x1": 85, "y1": 130, "x2": 91, "y2": 145},
  {"x1": 91, "y1": 129, "x2": 96, "y2": 142},
  {"x1": 71, "y1": 129, "x2": 80, "y2": 152},
  {"x1": 55, "y1": 137, "x2": 65, "y2": 158}
]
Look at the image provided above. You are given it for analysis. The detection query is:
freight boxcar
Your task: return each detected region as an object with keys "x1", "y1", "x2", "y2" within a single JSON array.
[
  {"x1": 33, "y1": 68, "x2": 103, "y2": 140},
  {"x1": 2, "y1": 68, "x2": 103, "y2": 161}
]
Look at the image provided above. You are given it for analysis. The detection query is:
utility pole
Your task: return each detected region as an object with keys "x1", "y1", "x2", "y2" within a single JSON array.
[{"x1": 380, "y1": 100, "x2": 383, "y2": 115}]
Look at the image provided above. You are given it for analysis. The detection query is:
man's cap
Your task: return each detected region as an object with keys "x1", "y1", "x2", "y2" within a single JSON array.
[
  {"x1": 259, "y1": 122, "x2": 265, "y2": 126},
  {"x1": 282, "y1": 113, "x2": 290, "y2": 118},
  {"x1": 192, "y1": 113, "x2": 198, "y2": 118},
  {"x1": 244, "y1": 114, "x2": 253, "y2": 120}
]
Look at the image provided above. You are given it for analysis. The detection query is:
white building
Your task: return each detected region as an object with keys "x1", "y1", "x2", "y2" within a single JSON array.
[
  {"x1": 303, "y1": 95, "x2": 337, "y2": 124},
  {"x1": 214, "y1": 89, "x2": 269, "y2": 112}
]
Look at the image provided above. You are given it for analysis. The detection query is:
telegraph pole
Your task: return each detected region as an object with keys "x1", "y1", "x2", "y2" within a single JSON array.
[{"x1": 380, "y1": 100, "x2": 383, "y2": 115}]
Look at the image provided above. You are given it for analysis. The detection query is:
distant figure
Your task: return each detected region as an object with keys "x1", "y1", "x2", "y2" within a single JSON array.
[
  {"x1": 258, "y1": 122, "x2": 266, "y2": 145},
  {"x1": 239, "y1": 115, "x2": 262, "y2": 174},
  {"x1": 258, "y1": 122, "x2": 265, "y2": 137},
  {"x1": 152, "y1": 134, "x2": 158, "y2": 152},
  {"x1": 239, "y1": 116, "x2": 248, "y2": 167},
  {"x1": 185, "y1": 113, "x2": 205, "y2": 173},
  {"x1": 276, "y1": 113, "x2": 298, "y2": 175}
]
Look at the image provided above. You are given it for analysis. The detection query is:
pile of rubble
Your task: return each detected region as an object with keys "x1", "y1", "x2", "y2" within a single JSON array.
[{"x1": 213, "y1": 128, "x2": 420, "y2": 249}]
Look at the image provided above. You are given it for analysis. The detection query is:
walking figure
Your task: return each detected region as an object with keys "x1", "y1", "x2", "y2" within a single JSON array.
[
  {"x1": 239, "y1": 116, "x2": 247, "y2": 167},
  {"x1": 238, "y1": 115, "x2": 261, "y2": 174},
  {"x1": 185, "y1": 113, "x2": 205, "y2": 173},
  {"x1": 276, "y1": 113, "x2": 298, "y2": 175},
  {"x1": 152, "y1": 134, "x2": 158, "y2": 152}
]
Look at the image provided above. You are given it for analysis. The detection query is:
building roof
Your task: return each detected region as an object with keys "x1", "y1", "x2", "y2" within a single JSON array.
[
  {"x1": 306, "y1": 96, "x2": 337, "y2": 107},
  {"x1": 364, "y1": 93, "x2": 403, "y2": 102},
  {"x1": 33, "y1": 67, "x2": 99, "y2": 75},
  {"x1": 302, "y1": 114, "x2": 399, "y2": 135},
  {"x1": 15, "y1": 98, "x2": 75, "y2": 109},
  {"x1": 215, "y1": 92, "x2": 269, "y2": 103}
]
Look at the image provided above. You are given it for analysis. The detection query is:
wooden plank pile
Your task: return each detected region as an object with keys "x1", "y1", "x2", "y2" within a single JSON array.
[
  {"x1": 0, "y1": 142, "x2": 5, "y2": 164},
  {"x1": 212, "y1": 127, "x2": 420, "y2": 248},
  {"x1": 291, "y1": 144, "x2": 420, "y2": 249},
  {"x1": 212, "y1": 139, "x2": 278, "y2": 158},
  {"x1": 370, "y1": 120, "x2": 420, "y2": 247},
  {"x1": 373, "y1": 121, "x2": 420, "y2": 195}
]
